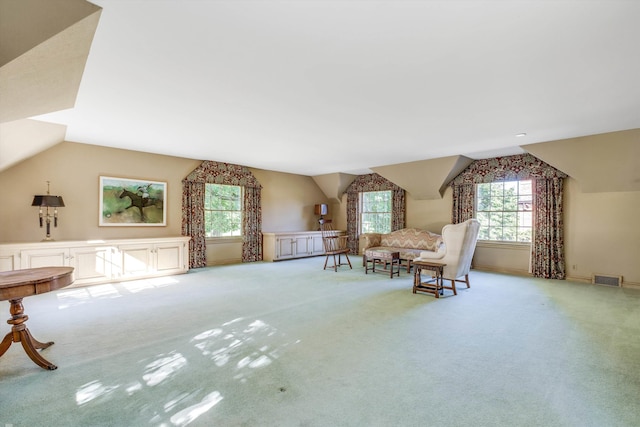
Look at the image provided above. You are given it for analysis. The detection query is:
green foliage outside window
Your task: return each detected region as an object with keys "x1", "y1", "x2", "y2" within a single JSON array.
[
  {"x1": 476, "y1": 181, "x2": 532, "y2": 242},
  {"x1": 360, "y1": 190, "x2": 392, "y2": 234},
  {"x1": 205, "y1": 184, "x2": 242, "y2": 237}
]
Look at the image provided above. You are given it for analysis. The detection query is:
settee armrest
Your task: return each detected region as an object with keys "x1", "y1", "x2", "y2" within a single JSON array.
[{"x1": 359, "y1": 233, "x2": 382, "y2": 254}]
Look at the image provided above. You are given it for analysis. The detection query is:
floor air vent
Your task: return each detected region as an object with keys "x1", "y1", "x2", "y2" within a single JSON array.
[{"x1": 592, "y1": 274, "x2": 622, "y2": 287}]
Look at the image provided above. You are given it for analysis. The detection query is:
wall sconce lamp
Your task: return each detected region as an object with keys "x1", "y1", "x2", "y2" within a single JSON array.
[
  {"x1": 314, "y1": 204, "x2": 328, "y2": 220},
  {"x1": 32, "y1": 181, "x2": 65, "y2": 241}
]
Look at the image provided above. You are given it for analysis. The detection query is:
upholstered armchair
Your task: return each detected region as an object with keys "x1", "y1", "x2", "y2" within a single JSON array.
[{"x1": 413, "y1": 219, "x2": 480, "y2": 290}]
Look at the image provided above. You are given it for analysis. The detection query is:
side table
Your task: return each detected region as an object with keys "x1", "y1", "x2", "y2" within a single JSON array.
[
  {"x1": 365, "y1": 249, "x2": 400, "y2": 278},
  {"x1": 413, "y1": 260, "x2": 453, "y2": 298}
]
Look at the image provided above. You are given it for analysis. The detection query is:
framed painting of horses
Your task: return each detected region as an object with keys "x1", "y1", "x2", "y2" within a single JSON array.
[{"x1": 99, "y1": 176, "x2": 167, "y2": 226}]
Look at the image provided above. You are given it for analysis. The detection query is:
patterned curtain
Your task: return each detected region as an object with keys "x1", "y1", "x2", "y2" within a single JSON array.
[
  {"x1": 182, "y1": 161, "x2": 262, "y2": 268},
  {"x1": 242, "y1": 186, "x2": 262, "y2": 262},
  {"x1": 532, "y1": 178, "x2": 565, "y2": 279},
  {"x1": 451, "y1": 184, "x2": 475, "y2": 224},
  {"x1": 346, "y1": 192, "x2": 359, "y2": 255},
  {"x1": 181, "y1": 181, "x2": 207, "y2": 268},
  {"x1": 344, "y1": 173, "x2": 406, "y2": 254},
  {"x1": 392, "y1": 188, "x2": 406, "y2": 231},
  {"x1": 449, "y1": 153, "x2": 567, "y2": 279}
]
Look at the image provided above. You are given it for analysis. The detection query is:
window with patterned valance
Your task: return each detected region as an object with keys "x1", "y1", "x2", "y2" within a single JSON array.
[
  {"x1": 182, "y1": 161, "x2": 262, "y2": 268},
  {"x1": 343, "y1": 173, "x2": 405, "y2": 254},
  {"x1": 449, "y1": 153, "x2": 568, "y2": 279}
]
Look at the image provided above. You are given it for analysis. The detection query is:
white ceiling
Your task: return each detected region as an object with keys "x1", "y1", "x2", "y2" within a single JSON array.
[{"x1": 33, "y1": 0, "x2": 640, "y2": 176}]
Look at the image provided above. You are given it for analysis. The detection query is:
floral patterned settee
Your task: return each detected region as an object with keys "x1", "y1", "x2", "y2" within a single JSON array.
[{"x1": 360, "y1": 228, "x2": 444, "y2": 271}]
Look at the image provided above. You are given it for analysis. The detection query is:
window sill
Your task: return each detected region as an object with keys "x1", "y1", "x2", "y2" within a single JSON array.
[
  {"x1": 476, "y1": 240, "x2": 531, "y2": 250},
  {"x1": 206, "y1": 236, "x2": 243, "y2": 244}
]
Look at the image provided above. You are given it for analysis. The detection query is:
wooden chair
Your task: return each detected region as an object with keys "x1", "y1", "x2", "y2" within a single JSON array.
[{"x1": 319, "y1": 219, "x2": 352, "y2": 272}]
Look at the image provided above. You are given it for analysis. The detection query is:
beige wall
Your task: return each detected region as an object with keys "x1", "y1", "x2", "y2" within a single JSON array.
[
  {"x1": 252, "y1": 168, "x2": 329, "y2": 233},
  {"x1": 1, "y1": 139, "x2": 639, "y2": 284},
  {"x1": 406, "y1": 188, "x2": 452, "y2": 233},
  {"x1": 563, "y1": 178, "x2": 640, "y2": 284},
  {"x1": 0, "y1": 141, "x2": 330, "y2": 266},
  {"x1": 0, "y1": 142, "x2": 201, "y2": 242}
]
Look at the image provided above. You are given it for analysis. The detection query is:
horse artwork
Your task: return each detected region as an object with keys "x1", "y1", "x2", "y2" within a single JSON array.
[{"x1": 99, "y1": 177, "x2": 167, "y2": 226}]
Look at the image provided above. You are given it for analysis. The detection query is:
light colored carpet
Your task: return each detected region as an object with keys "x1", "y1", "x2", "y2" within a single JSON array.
[{"x1": 1, "y1": 256, "x2": 638, "y2": 427}]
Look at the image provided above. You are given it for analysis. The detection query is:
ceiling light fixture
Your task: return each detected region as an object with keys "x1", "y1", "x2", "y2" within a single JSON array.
[{"x1": 515, "y1": 133, "x2": 527, "y2": 137}]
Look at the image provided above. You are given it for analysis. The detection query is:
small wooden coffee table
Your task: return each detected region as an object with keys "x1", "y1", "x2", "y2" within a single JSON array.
[
  {"x1": 365, "y1": 249, "x2": 400, "y2": 278},
  {"x1": 0, "y1": 267, "x2": 74, "y2": 370},
  {"x1": 413, "y1": 260, "x2": 452, "y2": 298}
]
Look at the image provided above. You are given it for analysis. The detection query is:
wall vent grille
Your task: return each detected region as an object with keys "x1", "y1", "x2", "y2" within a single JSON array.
[{"x1": 592, "y1": 274, "x2": 622, "y2": 287}]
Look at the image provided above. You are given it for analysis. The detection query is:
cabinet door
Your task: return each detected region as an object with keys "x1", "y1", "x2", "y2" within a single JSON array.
[
  {"x1": 69, "y1": 246, "x2": 113, "y2": 284},
  {"x1": 21, "y1": 248, "x2": 69, "y2": 269},
  {"x1": 311, "y1": 235, "x2": 325, "y2": 255},
  {"x1": 155, "y1": 241, "x2": 186, "y2": 274},
  {"x1": 0, "y1": 251, "x2": 19, "y2": 272},
  {"x1": 293, "y1": 236, "x2": 311, "y2": 257},
  {"x1": 276, "y1": 236, "x2": 295, "y2": 259},
  {"x1": 118, "y1": 244, "x2": 154, "y2": 278}
]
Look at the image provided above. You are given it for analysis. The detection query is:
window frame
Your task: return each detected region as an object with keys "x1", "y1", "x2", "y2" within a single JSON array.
[
  {"x1": 475, "y1": 180, "x2": 533, "y2": 244},
  {"x1": 359, "y1": 190, "x2": 392, "y2": 234},
  {"x1": 204, "y1": 183, "x2": 244, "y2": 239}
]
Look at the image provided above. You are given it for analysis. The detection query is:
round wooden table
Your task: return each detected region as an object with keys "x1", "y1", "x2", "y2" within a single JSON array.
[{"x1": 0, "y1": 267, "x2": 74, "y2": 370}]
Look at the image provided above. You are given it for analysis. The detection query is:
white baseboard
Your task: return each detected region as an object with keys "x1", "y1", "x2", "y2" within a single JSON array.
[
  {"x1": 472, "y1": 265, "x2": 531, "y2": 277},
  {"x1": 473, "y1": 269, "x2": 640, "y2": 289}
]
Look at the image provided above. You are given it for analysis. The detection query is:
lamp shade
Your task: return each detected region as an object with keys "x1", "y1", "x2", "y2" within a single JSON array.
[
  {"x1": 314, "y1": 204, "x2": 328, "y2": 215},
  {"x1": 32, "y1": 195, "x2": 65, "y2": 207}
]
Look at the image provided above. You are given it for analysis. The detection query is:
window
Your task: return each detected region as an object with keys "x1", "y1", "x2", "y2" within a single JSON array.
[
  {"x1": 360, "y1": 190, "x2": 392, "y2": 234},
  {"x1": 476, "y1": 180, "x2": 532, "y2": 242},
  {"x1": 204, "y1": 184, "x2": 243, "y2": 237}
]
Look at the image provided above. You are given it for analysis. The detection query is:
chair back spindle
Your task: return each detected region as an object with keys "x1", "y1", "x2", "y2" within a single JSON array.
[{"x1": 318, "y1": 219, "x2": 352, "y2": 272}]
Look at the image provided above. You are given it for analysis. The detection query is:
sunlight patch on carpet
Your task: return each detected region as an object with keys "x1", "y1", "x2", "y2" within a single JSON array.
[
  {"x1": 76, "y1": 380, "x2": 120, "y2": 405},
  {"x1": 142, "y1": 352, "x2": 188, "y2": 386},
  {"x1": 169, "y1": 391, "x2": 223, "y2": 427}
]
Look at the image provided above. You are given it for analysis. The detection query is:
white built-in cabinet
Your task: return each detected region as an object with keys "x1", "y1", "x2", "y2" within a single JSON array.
[
  {"x1": 0, "y1": 237, "x2": 190, "y2": 286},
  {"x1": 262, "y1": 231, "x2": 342, "y2": 261}
]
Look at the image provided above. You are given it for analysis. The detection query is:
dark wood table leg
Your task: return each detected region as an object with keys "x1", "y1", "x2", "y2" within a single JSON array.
[
  {"x1": 413, "y1": 265, "x2": 443, "y2": 298},
  {"x1": 0, "y1": 332, "x2": 13, "y2": 356},
  {"x1": 433, "y1": 267, "x2": 440, "y2": 298},
  {"x1": 0, "y1": 297, "x2": 57, "y2": 370}
]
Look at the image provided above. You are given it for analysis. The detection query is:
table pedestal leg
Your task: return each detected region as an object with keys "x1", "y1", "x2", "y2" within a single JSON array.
[{"x1": 0, "y1": 298, "x2": 57, "y2": 370}]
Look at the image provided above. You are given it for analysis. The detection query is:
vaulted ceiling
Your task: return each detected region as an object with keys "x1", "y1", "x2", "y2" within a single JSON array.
[{"x1": 2, "y1": 0, "x2": 640, "y2": 186}]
